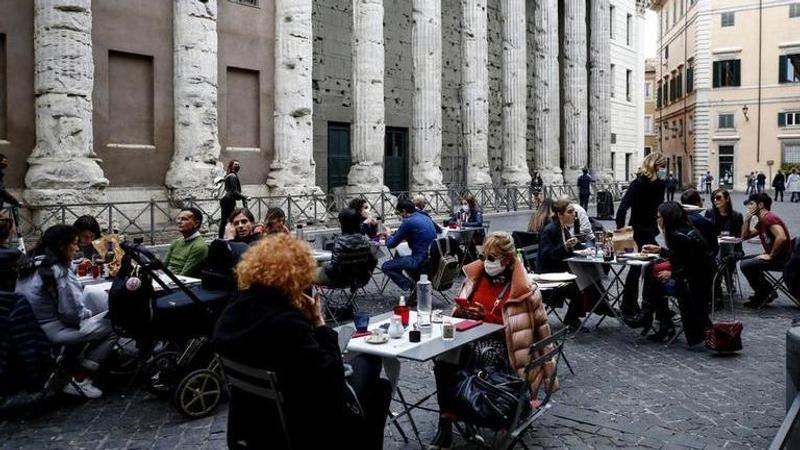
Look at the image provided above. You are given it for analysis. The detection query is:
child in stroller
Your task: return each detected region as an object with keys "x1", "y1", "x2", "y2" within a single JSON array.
[{"x1": 108, "y1": 241, "x2": 236, "y2": 418}]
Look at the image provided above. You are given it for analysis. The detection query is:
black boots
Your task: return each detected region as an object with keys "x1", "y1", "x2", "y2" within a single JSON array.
[
  {"x1": 646, "y1": 323, "x2": 676, "y2": 343},
  {"x1": 624, "y1": 311, "x2": 654, "y2": 336},
  {"x1": 428, "y1": 418, "x2": 453, "y2": 450}
]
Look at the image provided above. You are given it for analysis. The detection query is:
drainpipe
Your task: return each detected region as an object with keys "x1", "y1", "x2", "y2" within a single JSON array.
[{"x1": 757, "y1": 0, "x2": 763, "y2": 163}]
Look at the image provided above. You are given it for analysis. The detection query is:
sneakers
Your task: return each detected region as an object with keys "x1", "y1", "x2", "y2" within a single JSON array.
[{"x1": 63, "y1": 378, "x2": 103, "y2": 399}]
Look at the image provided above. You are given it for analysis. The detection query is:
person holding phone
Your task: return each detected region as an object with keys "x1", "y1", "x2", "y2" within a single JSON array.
[
  {"x1": 213, "y1": 233, "x2": 391, "y2": 450},
  {"x1": 428, "y1": 232, "x2": 555, "y2": 450}
]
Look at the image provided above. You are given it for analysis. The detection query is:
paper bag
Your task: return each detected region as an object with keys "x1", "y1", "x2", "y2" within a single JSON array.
[
  {"x1": 92, "y1": 234, "x2": 125, "y2": 277},
  {"x1": 612, "y1": 226, "x2": 637, "y2": 254}
]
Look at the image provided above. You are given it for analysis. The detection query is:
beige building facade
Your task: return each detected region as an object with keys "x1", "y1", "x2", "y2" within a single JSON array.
[
  {"x1": 644, "y1": 58, "x2": 659, "y2": 156},
  {"x1": 652, "y1": 0, "x2": 800, "y2": 191}
]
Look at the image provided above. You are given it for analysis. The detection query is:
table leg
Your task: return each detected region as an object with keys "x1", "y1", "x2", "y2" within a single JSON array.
[
  {"x1": 381, "y1": 357, "x2": 425, "y2": 449},
  {"x1": 574, "y1": 265, "x2": 625, "y2": 335}
]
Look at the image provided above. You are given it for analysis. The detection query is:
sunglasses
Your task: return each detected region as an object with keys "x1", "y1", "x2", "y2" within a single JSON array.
[
  {"x1": 478, "y1": 253, "x2": 499, "y2": 263},
  {"x1": 714, "y1": 195, "x2": 726, "y2": 200}
]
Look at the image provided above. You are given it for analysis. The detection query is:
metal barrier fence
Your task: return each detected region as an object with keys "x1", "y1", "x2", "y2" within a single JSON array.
[{"x1": 7, "y1": 182, "x2": 628, "y2": 245}]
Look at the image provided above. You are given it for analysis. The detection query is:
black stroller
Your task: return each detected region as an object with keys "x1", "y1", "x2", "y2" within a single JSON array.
[{"x1": 109, "y1": 241, "x2": 234, "y2": 418}]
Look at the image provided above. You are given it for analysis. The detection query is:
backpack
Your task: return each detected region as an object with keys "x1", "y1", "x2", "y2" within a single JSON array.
[
  {"x1": 430, "y1": 238, "x2": 461, "y2": 290},
  {"x1": 213, "y1": 175, "x2": 227, "y2": 200}
]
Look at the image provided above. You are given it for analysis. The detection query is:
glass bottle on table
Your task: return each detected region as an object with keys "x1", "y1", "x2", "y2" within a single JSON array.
[
  {"x1": 393, "y1": 295, "x2": 410, "y2": 326},
  {"x1": 295, "y1": 224, "x2": 304, "y2": 241}
]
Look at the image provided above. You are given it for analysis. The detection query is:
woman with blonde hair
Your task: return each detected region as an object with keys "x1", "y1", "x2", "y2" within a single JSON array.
[
  {"x1": 428, "y1": 232, "x2": 555, "y2": 449},
  {"x1": 615, "y1": 151, "x2": 667, "y2": 323},
  {"x1": 213, "y1": 233, "x2": 391, "y2": 450}
]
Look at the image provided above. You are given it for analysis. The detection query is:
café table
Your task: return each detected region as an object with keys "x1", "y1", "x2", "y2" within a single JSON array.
[
  {"x1": 445, "y1": 226, "x2": 483, "y2": 261},
  {"x1": 564, "y1": 253, "x2": 657, "y2": 335},
  {"x1": 340, "y1": 310, "x2": 504, "y2": 449}
]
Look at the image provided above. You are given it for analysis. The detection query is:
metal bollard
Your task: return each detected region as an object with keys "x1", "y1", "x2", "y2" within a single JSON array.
[{"x1": 787, "y1": 324, "x2": 800, "y2": 411}]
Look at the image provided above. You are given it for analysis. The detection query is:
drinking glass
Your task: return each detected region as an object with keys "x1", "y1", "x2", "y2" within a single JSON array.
[{"x1": 353, "y1": 312, "x2": 370, "y2": 333}]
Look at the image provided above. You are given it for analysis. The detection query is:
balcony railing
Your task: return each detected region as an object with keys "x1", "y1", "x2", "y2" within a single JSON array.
[{"x1": 6, "y1": 182, "x2": 628, "y2": 245}]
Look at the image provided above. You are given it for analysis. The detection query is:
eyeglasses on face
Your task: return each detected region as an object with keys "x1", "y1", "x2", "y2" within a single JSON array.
[
  {"x1": 714, "y1": 195, "x2": 726, "y2": 201},
  {"x1": 478, "y1": 253, "x2": 499, "y2": 263}
]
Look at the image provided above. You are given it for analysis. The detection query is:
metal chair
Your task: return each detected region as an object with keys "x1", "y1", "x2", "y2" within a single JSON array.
[
  {"x1": 461, "y1": 327, "x2": 568, "y2": 449},
  {"x1": 317, "y1": 247, "x2": 378, "y2": 323},
  {"x1": 218, "y1": 357, "x2": 292, "y2": 450},
  {"x1": 762, "y1": 271, "x2": 800, "y2": 309}
]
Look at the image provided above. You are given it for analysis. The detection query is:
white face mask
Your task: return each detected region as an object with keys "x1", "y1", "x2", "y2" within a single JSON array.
[{"x1": 484, "y1": 260, "x2": 505, "y2": 277}]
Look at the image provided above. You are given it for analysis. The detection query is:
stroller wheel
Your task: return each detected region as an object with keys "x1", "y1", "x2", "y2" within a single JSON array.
[
  {"x1": 144, "y1": 351, "x2": 181, "y2": 397},
  {"x1": 174, "y1": 369, "x2": 223, "y2": 419}
]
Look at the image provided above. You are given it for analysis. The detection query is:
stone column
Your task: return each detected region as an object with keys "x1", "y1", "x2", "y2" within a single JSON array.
[
  {"x1": 500, "y1": 0, "x2": 531, "y2": 187},
  {"x1": 560, "y1": 0, "x2": 589, "y2": 184},
  {"x1": 411, "y1": 0, "x2": 445, "y2": 191},
  {"x1": 267, "y1": 0, "x2": 322, "y2": 196},
  {"x1": 25, "y1": 0, "x2": 108, "y2": 205},
  {"x1": 531, "y1": 0, "x2": 564, "y2": 185},
  {"x1": 461, "y1": 0, "x2": 492, "y2": 187},
  {"x1": 165, "y1": 0, "x2": 223, "y2": 200},
  {"x1": 348, "y1": 0, "x2": 389, "y2": 194},
  {"x1": 588, "y1": 0, "x2": 614, "y2": 182}
]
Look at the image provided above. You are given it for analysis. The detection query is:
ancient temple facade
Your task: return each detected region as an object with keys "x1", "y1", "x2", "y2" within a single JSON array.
[{"x1": 0, "y1": 0, "x2": 635, "y2": 205}]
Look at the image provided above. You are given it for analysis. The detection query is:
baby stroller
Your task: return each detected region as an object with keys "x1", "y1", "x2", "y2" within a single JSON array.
[{"x1": 108, "y1": 241, "x2": 233, "y2": 418}]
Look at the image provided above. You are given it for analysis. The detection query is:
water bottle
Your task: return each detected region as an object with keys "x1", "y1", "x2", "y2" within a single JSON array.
[
  {"x1": 416, "y1": 275, "x2": 433, "y2": 336},
  {"x1": 295, "y1": 224, "x2": 304, "y2": 241}
]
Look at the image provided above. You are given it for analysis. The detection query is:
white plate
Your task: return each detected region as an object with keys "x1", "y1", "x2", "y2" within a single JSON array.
[
  {"x1": 534, "y1": 272, "x2": 578, "y2": 282},
  {"x1": 365, "y1": 334, "x2": 389, "y2": 345},
  {"x1": 623, "y1": 252, "x2": 658, "y2": 260}
]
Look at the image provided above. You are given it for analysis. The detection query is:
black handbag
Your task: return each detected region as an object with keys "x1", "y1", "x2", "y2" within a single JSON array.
[{"x1": 453, "y1": 369, "x2": 528, "y2": 430}]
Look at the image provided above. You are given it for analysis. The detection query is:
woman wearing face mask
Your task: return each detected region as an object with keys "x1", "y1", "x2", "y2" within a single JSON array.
[
  {"x1": 614, "y1": 152, "x2": 668, "y2": 320},
  {"x1": 537, "y1": 199, "x2": 588, "y2": 331},
  {"x1": 428, "y1": 232, "x2": 555, "y2": 450},
  {"x1": 347, "y1": 198, "x2": 380, "y2": 238},
  {"x1": 451, "y1": 195, "x2": 483, "y2": 228}
]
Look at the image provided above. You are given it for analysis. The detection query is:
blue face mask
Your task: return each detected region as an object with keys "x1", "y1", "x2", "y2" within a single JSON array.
[{"x1": 657, "y1": 168, "x2": 667, "y2": 180}]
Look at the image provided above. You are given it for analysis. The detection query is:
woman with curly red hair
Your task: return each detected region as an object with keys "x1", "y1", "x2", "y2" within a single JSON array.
[{"x1": 213, "y1": 234, "x2": 390, "y2": 450}]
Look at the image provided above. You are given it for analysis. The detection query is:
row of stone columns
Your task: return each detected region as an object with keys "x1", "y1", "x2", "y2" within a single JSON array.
[{"x1": 25, "y1": 0, "x2": 613, "y2": 204}]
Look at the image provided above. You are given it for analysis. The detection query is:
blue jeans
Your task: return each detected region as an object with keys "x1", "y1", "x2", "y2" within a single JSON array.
[{"x1": 382, "y1": 255, "x2": 422, "y2": 291}]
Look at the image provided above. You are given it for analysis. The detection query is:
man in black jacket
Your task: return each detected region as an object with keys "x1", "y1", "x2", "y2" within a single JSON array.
[
  {"x1": 218, "y1": 160, "x2": 249, "y2": 238},
  {"x1": 577, "y1": 168, "x2": 593, "y2": 211},
  {"x1": 315, "y1": 208, "x2": 378, "y2": 287},
  {"x1": 680, "y1": 189, "x2": 718, "y2": 257}
]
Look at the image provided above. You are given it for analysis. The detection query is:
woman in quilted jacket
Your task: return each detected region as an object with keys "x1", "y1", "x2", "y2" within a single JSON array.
[{"x1": 429, "y1": 232, "x2": 556, "y2": 450}]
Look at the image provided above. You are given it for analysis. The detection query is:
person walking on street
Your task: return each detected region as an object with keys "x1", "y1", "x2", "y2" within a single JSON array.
[
  {"x1": 746, "y1": 172, "x2": 755, "y2": 194},
  {"x1": 531, "y1": 172, "x2": 544, "y2": 209},
  {"x1": 704, "y1": 170, "x2": 713, "y2": 195},
  {"x1": 772, "y1": 170, "x2": 786, "y2": 202},
  {"x1": 218, "y1": 160, "x2": 248, "y2": 239},
  {"x1": 756, "y1": 171, "x2": 767, "y2": 193},
  {"x1": 665, "y1": 173, "x2": 678, "y2": 201},
  {"x1": 787, "y1": 169, "x2": 800, "y2": 203},
  {"x1": 615, "y1": 152, "x2": 667, "y2": 318},
  {"x1": 577, "y1": 168, "x2": 593, "y2": 212}
]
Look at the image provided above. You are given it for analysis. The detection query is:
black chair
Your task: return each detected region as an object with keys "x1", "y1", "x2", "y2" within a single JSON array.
[
  {"x1": 426, "y1": 237, "x2": 463, "y2": 304},
  {"x1": 511, "y1": 232, "x2": 539, "y2": 273},
  {"x1": 218, "y1": 357, "x2": 292, "y2": 450},
  {"x1": 762, "y1": 238, "x2": 800, "y2": 309},
  {"x1": 318, "y1": 246, "x2": 378, "y2": 323}
]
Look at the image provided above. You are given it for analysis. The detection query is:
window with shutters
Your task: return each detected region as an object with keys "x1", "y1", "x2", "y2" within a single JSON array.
[
  {"x1": 790, "y1": 3, "x2": 800, "y2": 18},
  {"x1": 686, "y1": 59, "x2": 694, "y2": 93},
  {"x1": 783, "y1": 141, "x2": 800, "y2": 164},
  {"x1": 626, "y1": 14, "x2": 633, "y2": 46},
  {"x1": 645, "y1": 81, "x2": 652, "y2": 100},
  {"x1": 657, "y1": 81, "x2": 662, "y2": 107},
  {"x1": 611, "y1": 133, "x2": 617, "y2": 144},
  {"x1": 779, "y1": 54, "x2": 800, "y2": 83},
  {"x1": 721, "y1": 12, "x2": 735, "y2": 27},
  {"x1": 718, "y1": 113, "x2": 735, "y2": 129},
  {"x1": 779, "y1": 111, "x2": 800, "y2": 127},
  {"x1": 626, "y1": 69, "x2": 632, "y2": 101},
  {"x1": 675, "y1": 67, "x2": 683, "y2": 98},
  {"x1": 713, "y1": 59, "x2": 741, "y2": 87},
  {"x1": 610, "y1": 64, "x2": 616, "y2": 97},
  {"x1": 610, "y1": 5, "x2": 616, "y2": 39},
  {"x1": 665, "y1": 45, "x2": 669, "y2": 59}
]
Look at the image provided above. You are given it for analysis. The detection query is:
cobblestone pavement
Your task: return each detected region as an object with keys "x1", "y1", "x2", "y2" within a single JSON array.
[{"x1": 1, "y1": 191, "x2": 798, "y2": 449}]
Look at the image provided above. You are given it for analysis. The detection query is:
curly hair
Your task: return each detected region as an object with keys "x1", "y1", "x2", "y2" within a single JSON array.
[
  {"x1": 236, "y1": 233, "x2": 316, "y2": 303},
  {"x1": 482, "y1": 231, "x2": 516, "y2": 265}
]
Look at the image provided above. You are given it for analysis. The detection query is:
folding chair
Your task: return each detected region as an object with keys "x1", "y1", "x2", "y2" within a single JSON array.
[
  {"x1": 460, "y1": 328, "x2": 569, "y2": 449},
  {"x1": 762, "y1": 271, "x2": 800, "y2": 308},
  {"x1": 218, "y1": 357, "x2": 292, "y2": 450},
  {"x1": 427, "y1": 237, "x2": 463, "y2": 305}
]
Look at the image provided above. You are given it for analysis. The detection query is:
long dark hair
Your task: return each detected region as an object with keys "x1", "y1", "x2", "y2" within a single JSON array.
[
  {"x1": 657, "y1": 202, "x2": 689, "y2": 249},
  {"x1": 20, "y1": 224, "x2": 78, "y2": 278},
  {"x1": 226, "y1": 160, "x2": 239, "y2": 174},
  {"x1": 709, "y1": 188, "x2": 733, "y2": 222}
]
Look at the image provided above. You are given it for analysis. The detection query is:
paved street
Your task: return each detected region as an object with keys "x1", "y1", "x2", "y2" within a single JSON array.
[{"x1": 1, "y1": 191, "x2": 798, "y2": 449}]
